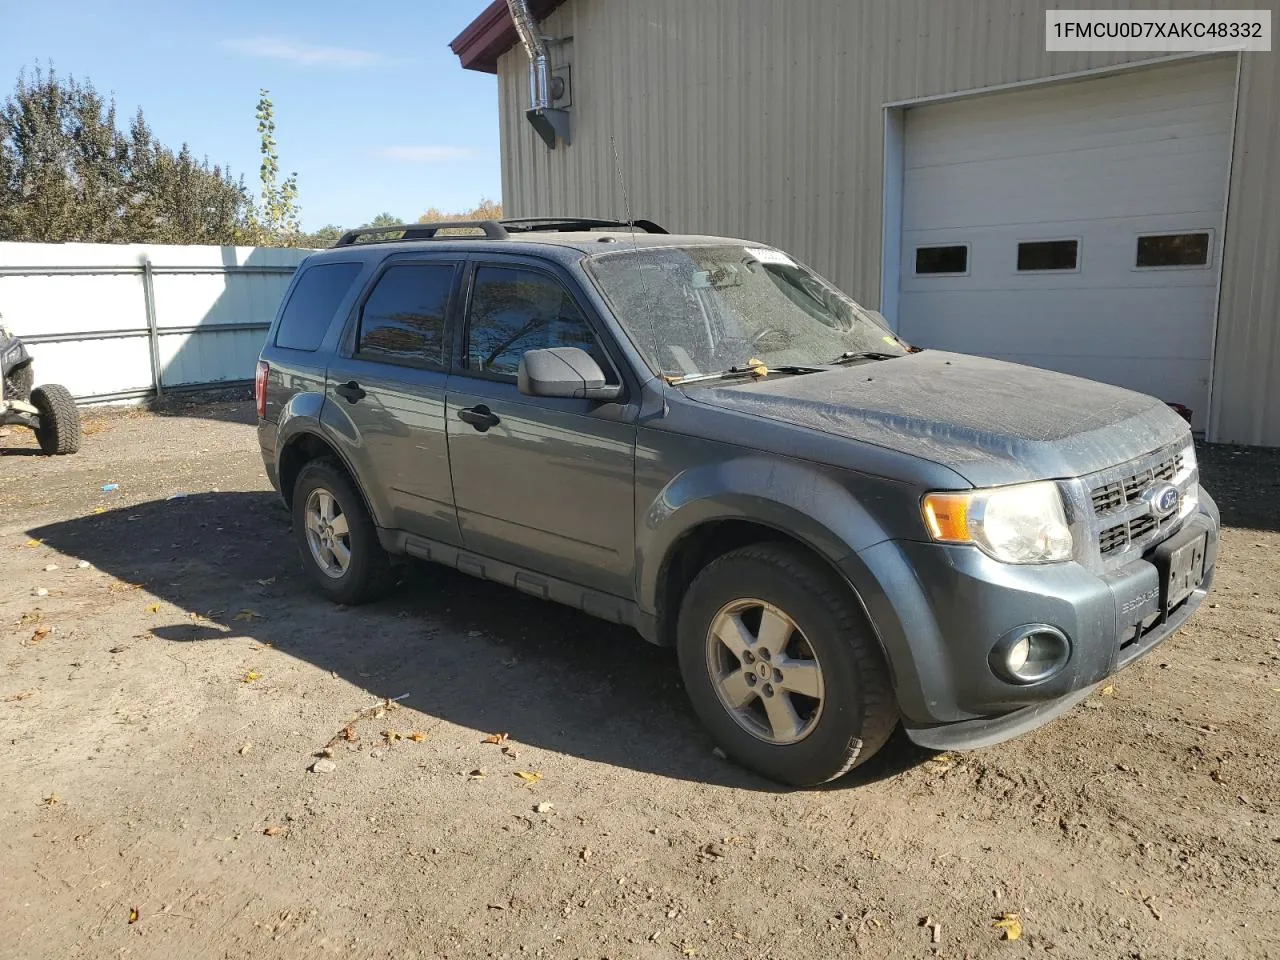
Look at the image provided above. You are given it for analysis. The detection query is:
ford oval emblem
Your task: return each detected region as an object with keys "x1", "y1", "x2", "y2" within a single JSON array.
[{"x1": 1143, "y1": 483, "x2": 1180, "y2": 518}]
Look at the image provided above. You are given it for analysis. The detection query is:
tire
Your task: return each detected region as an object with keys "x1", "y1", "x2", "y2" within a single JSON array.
[
  {"x1": 31, "y1": 384, "x2": 82, "y2": 455},
  {"x1": 4, "y1": 361, "x2": 33, "y2": 401},
  {"x1": 291, "y1": 457, "x2": 396, "y2": 605},
  {"x1": 676, "y1": 543, "x2": 897, "y2": 786}
]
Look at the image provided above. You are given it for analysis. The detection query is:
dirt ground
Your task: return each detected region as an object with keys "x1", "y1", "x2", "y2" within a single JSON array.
[{"x1": 2, "y1": 397, "x2": 1278, "y2": 960}]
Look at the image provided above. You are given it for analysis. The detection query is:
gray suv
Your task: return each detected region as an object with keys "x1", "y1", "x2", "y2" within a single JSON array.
[{"x1": 256, "y1": 217, "x2": 1218, "y2": 786}]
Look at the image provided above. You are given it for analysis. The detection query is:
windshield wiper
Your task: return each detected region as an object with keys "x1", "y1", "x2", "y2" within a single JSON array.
[
  {"x1": 827, "y1": 350, "x2": 901, "y2": 365},
  {"x1": 668, "y1": 363, "x2": 824, "y2": 386}
]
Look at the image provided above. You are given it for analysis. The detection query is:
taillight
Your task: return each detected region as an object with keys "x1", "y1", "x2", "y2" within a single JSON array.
[{"x1": 255, "y1": 360, "x2": 269, "y2": 419}]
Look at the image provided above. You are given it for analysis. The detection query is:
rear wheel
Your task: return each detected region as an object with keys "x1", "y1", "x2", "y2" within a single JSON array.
[
  {"x1": 31, "y1": 384, "x2": 81, "y2": 455},
  {"x1": 676, "y1": 543, "x2": 897, "y2": 786},
  {"x1": 292, "y1": 458, "x2": 396, "y2": 605},
  {"x1": 4, "y1": 361, "x2": 33, "y2": 401}
]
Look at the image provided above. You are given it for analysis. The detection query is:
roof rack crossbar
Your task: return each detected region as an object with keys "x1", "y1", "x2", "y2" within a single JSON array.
[
  {"x1": 334, "y1": 220, "x2": 509, "y2": 247},
  {"x1": 331, "y1": 216, "x2": 668, "y2": 247}
]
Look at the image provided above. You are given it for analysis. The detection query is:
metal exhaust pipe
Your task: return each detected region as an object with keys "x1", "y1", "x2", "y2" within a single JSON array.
[{"x1": 505, "y1": 0, "x2": 570, "y2": 148}]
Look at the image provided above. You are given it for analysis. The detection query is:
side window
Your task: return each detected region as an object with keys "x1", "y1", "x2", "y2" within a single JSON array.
[
  {"x1": 274, "y1": 262, "x2": 362, "y2": 351},
  {"x1": 356, "y1": 263, "x2": 454, "y2": 367},
  {"x1": 465, "y1": 266, "x2": 612, "y2": 380}
]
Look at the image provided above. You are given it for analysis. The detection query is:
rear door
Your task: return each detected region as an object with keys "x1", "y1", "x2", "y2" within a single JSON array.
[
  {"x1": 325, "y1": 255, "x2": 462, "y2": 544},
  {"x1": 444, "y1": 257, "x2": 637, "y2": 599}
]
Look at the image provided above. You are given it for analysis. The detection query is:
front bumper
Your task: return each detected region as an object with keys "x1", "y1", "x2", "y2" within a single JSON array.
[{"x1": 844, "y1": 490, "x2": 1218, "y2": 749}]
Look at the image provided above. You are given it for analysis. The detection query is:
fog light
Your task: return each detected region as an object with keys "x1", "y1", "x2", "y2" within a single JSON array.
[{"x1": 990, "y1": 625, "x2": 1070, "y2": 684}]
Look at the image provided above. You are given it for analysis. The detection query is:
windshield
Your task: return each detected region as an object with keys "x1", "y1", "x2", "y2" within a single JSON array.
[{"x1": 585, "y1": 244, "x2": 906, "y2": 380}]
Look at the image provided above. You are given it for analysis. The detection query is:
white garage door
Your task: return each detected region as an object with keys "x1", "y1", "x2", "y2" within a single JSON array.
[{"x1": 897, "y1": 57, "x2": 1236, "y2": 431}]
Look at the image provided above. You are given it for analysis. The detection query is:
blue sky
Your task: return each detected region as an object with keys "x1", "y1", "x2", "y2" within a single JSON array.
[{"x1": 0, "y1": 0, "x2": 501, "y2": 230}]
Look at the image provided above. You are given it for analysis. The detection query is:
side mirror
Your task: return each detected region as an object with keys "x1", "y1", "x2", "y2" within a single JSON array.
[{"x1": 518, "y1": 347, "x2": 622, "y2": 401}]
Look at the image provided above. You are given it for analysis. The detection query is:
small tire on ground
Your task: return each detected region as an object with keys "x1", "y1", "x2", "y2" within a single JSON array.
[
  {"x1": 30, "y1": 384, "x2": 82, "y2": 455},
  {"x1": 291, "y1": 457, "x2": 397, "y2": 605},
  {"x1": 4, "y1": 361, "x2": 34, "y2": 401},
  {"x1": 676, "y1": 542, "x2": 898, "y2": 786}
]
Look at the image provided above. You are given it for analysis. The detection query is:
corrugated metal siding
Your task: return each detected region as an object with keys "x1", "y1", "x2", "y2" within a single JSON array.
[
  {"x1": 496, "y1": 0, "x2": 1278, "y2": 445},
  {"x1": 0, "y1": 243, "x2": 309, "y2": 400}
]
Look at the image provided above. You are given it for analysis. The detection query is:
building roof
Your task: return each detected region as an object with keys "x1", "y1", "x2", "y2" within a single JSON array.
[{"x1": 450, "y1": 0, "x2": 570, "y2": 74}]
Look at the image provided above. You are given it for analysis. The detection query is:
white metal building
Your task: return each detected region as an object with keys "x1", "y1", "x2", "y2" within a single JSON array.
[{"x1": 452, "y1": 0, "x2": 1280, "y2": 446}]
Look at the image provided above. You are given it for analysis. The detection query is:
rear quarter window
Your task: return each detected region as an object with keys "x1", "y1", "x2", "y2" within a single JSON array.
[{"x1": 274, "y1": 261, "x2": 363, "y2": 351}]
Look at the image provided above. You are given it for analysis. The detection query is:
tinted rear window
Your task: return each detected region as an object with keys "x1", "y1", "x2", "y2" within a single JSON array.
[
  {"x1": 274, "y1": 262, "x2": 363, "y2": 351},
  {"x1": 357, "y1": 264, "x2": 454, "y2": 367}
]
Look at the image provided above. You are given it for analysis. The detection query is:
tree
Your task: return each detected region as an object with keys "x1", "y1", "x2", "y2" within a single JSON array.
[
  {"x1": 0, "y1": 65, "x2": 251, "y2": 244},
  {"x1": 419, "y1": 198, "x2": 502, "y2": 224},
  {"x1": 242, "y1": 89, "x2": 301, "y2": 244},
  {"x1": 301, "y1": 224, "x2": 343, "y2": 248},
  {"x1": 365, "y1": 212, "x2": 402, "y2": 227}
]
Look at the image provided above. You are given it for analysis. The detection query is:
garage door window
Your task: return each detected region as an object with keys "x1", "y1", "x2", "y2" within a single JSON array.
[
  {"x1": 914, "y1": 244, "x2": 968, "y2": 276},
  {"x1": 1017, "y1": 239, "x2": 1079, "y2": 272},
  {"x1": 1136, "y1": 232, "x2": 1211, "y2": 268}
]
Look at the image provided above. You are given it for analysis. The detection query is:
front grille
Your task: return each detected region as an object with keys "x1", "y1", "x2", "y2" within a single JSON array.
[
  {"x1": 1098, "y1": 514, "x2": 1160, "y2": 556},
  {"x1": 1090, "y1": 453, "x2": 1183, "y2": 516}
]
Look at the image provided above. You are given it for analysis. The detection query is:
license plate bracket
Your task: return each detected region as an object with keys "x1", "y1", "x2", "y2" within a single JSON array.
[{"x1": 1158, "y1": 531, "x2": 1207, "y2": 615}]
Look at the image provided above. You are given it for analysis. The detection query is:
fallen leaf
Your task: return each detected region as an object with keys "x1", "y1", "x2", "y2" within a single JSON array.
[
  {"x1": 256, "y1": 577, "x2": 276, "y2": 586},
  {"x1": 24, "y1": 539, "x2": 42, "y2": 548},
  {"x1": 382, "y1": 729, "x2": 403, "y2": 744},
  {"x1": 682, "y1": 948, "x2": 699, "y2": 957},
  {"x1": 6, "y1": 691, "x2": 34, "y2": 702},
  {"x1": 501, "y1": 745, "x2": 519, "y2": 759},
  {"x1": 233, "y1": 609, "x2": 262, "y2": 621},
  {"x1": 128, "y1": 907, "x2": 139, "y2": 925},
  {"x1": 242, "y1": 671, "x2": 261, "y2": 683},
  {"x1": 534, "y1": 801, "x2": 554, "y2": 814},
  {"x1": 514, "y1": 770, "x2": 543, "y2": 786},
  {"x1": 42, "y1": 793, "x2": 60, "y2": 805},
  {"x1": 481, "y1": 732, "x2": 509, "y2": 745},
  {"x1": 341, "y1": 725, "x2": 358, "y2": 742},
  {"x1": 19, "y1": 611, "x2": 42, "y2": 625},
  {"x1": 92, "y1": 507, "x2": 106, "y2": 515},
  {"x1": 745, "y1": 356, "x2": 769, "y2": 377},
  {"x1": 30, "y1": 626, "x2": 51, "y2": 645},
  {"x1": 468, "y1": 768, "x2": 486, "y2": 780},
  {"x1": 145, "y1": 603, "x2": 160, "y2": 615},
  {"x1": 1101, "y1": 684, "x2": 1115, "y2": 696},
  {"x1": 408, "y1": 731, "x2": 427, "y2": 742},
  {"x1": 263, "y1": 825, "x2": 284, "y2": 837},
  {"x1": 238, "y1": 743, "x2": 252, "y2": 755},
  {"x1": 1210, "y1": 769, "x2": 1226, "y2": 784},
  {"x1": 992, "y1": 913, "x2": 1022, "y2": 941}
]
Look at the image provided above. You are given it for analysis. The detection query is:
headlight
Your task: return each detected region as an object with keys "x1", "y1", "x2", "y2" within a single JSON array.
[{"x1": 922, "y1": 481, "x2": 1073, "y2": 563}]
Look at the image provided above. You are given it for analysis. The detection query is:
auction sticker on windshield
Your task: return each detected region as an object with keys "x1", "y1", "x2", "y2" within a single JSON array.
[{"x1": 745, "y1": 247, "x2": 797, "y2": 267}]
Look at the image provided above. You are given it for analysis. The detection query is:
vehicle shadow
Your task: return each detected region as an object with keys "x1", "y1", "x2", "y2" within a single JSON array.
[
  {"x1": 28, "y1": 492, "x2": 927, "y2": 791},
  {"x1": 1196, "y1": 441, "x2": 1280, "y2": 533}
]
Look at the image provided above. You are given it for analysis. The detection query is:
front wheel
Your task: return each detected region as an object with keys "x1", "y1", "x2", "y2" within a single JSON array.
[
  {"x1": 31, "y1": 384, "x2": 81, "y2": 455},
  {"x1": 676, "y1": 543, "x2": 897, "y2": 786},
  {"x1": 292, "y1": 458, "x2": 396, "y2": 605}
]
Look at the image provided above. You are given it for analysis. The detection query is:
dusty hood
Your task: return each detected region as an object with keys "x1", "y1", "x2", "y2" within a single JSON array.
[{"x1": 686, "y1": 351, "x2": 1191, "y2": 486}]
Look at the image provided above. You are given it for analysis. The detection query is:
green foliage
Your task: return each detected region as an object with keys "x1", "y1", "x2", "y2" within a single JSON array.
[
  {"x1": 242, "y1": 89, "x2": 301, "y2": 245},
  {"x1": 300, "y1": 224, "x2": 343, "y2": 248},
  {"x1": 0, "y1": 65, "x2": 251, "y2": 244},
  {"x1": 365, "y1": 212, "x2": 402, "y2": 227}
]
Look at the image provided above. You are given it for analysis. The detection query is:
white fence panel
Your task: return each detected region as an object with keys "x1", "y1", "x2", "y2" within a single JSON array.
[{"x1": 0, "y1": 242, "x2": 312, "y2": 401}]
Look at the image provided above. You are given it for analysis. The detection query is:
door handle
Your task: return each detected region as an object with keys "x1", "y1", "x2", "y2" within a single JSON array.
[
  {"x1": 457, "y1": 404, "x2": 501, "y2": 432},
  {"x1": 335, "y1": 380, "x2": 366, "y2": 403}
]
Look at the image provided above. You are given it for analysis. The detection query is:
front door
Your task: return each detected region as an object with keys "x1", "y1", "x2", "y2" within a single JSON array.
[
  {"x1": 325, "y1": 257, "x2": 461, "y2": 544},
  {"x1": 445, "y1": 260, "x2": 636, "y2": 599}
]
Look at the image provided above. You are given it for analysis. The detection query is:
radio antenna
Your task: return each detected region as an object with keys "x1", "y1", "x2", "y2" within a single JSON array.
[{"x1": 610, "y1": 135, "x2": 639, "y2": 250}]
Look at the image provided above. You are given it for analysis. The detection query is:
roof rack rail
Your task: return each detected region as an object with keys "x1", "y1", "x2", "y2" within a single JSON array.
[
  {"x1": 499, "y1": 217, "x2": 668, "y2": 234},
  {"x1": 334, "y1": 220, "x2": 508, "y2": 247},
  {"x1": 332, "y1": 216, "x2": 668, "y2": 248}
]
